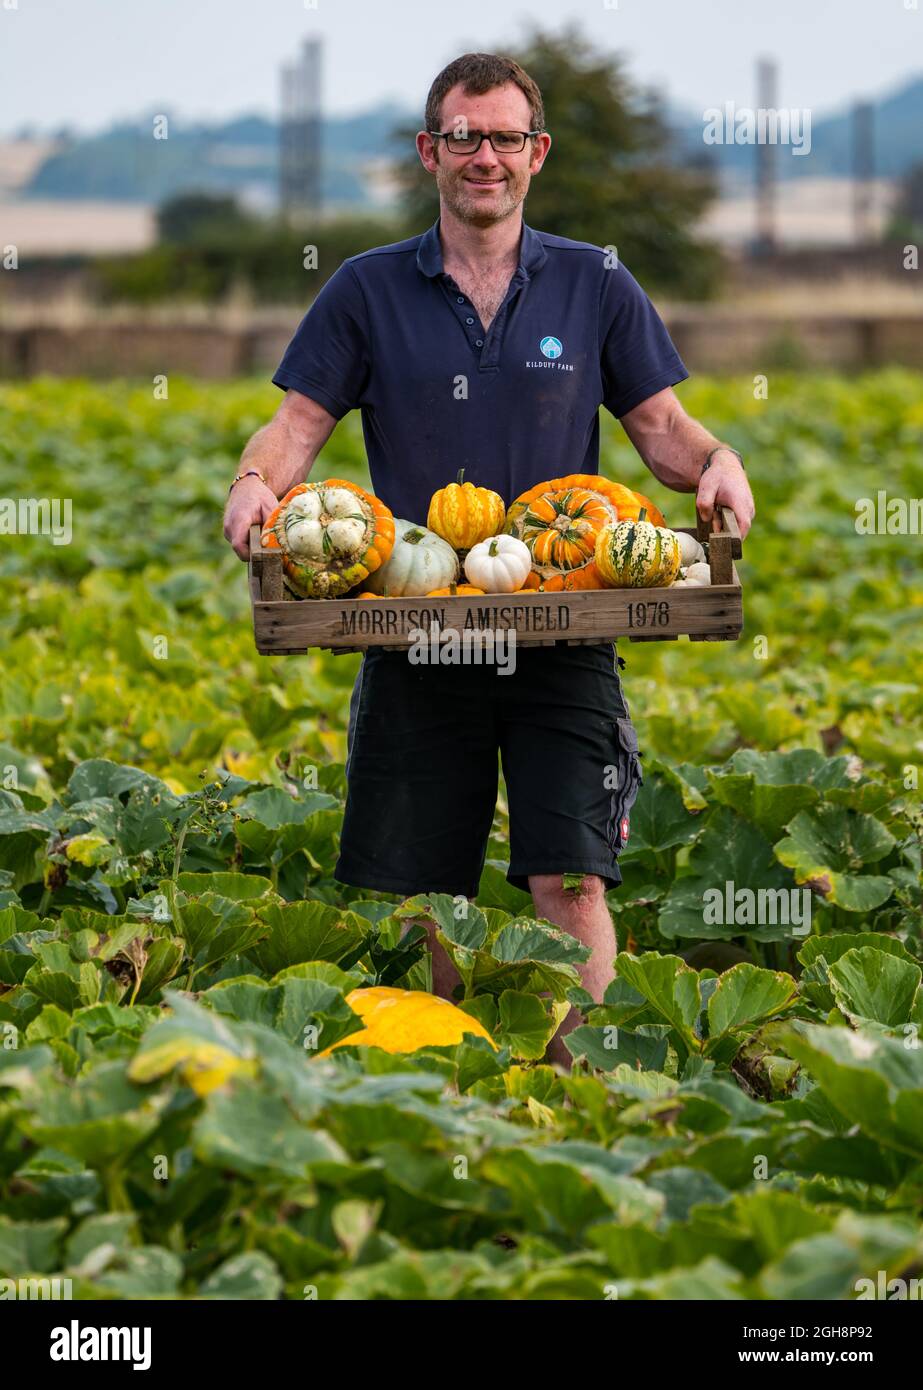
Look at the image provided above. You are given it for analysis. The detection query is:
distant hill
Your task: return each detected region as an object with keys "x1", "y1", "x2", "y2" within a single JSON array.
[
  {"x1": 668, "y1": 74, "x2": 923, "y2": 183},
  {"x1": 23, "y1": 104, "x2": 411, "y2": 210},
  {"x1": 16, "y1": 74, "x2": 923, "y2": 211}
]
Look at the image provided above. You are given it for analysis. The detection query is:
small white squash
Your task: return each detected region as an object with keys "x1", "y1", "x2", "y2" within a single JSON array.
[
  {"x1": 684, "y1": 562, "x2": 713, "y2": 586},
  {"x1": 673, "y1": 531, "x2": 707, "y2": 567},
  {"x1": 464, "y1": 534, "x2": 532, "y2": 593}
]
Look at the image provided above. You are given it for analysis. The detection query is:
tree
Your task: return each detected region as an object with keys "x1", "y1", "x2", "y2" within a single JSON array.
[
  {"x1": 887, "y1": 160, "x2": 923, "y2": 243},
  {"x1": 156, "y1": 193, "x2": 255, "y2": 245},
  {"x1": 394, "y1": 25, "x2": 721, "y2": 299}
]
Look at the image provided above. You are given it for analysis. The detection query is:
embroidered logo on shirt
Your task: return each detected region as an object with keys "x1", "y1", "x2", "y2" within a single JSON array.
[{"x1": 540, "y1": 335, "x2": 564, "y2": 359}]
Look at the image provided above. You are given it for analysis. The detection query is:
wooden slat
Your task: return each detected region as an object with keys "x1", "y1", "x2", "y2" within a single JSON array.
[
  {"x1": 251, "y1": 583, "x2": 743, "y2": 653},
  {"x1": 249, "y1": 523, "x2": 284, "y2": 602}
]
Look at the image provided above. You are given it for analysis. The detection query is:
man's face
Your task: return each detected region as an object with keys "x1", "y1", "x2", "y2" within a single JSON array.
[{"x1": 417, "y1": 82, "x2": 551, "y2": 228}]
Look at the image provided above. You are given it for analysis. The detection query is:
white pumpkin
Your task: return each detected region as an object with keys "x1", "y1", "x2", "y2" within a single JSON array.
[
  {"x1": 464, "y1": 535, "x2": 532, "y2": 593},
  {"x1": 684, "y1": 562, "x2": 713, "y2": 586},
  {"x1": 673, "y1": 531, "x2": 707, "y2": 567},
  {"x1": 362, "y1": 518, "x2": 458, "y2": 596}
]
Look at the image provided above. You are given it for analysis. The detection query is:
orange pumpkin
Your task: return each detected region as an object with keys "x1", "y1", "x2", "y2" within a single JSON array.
[
  {"x1": 505, "y1": 475, "x2": 666, "y2": 590},
  {"x1": 425, "y1": 583, "x2": 487, "y2": 597},
  {"x1": 261, "y1": 479, "x2": 394, "y2": 599}
]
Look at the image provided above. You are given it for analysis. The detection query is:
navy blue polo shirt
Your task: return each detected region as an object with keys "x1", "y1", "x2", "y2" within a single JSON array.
[{"x1": 273, "y1": 218, "x2": 688, "y2": 524}]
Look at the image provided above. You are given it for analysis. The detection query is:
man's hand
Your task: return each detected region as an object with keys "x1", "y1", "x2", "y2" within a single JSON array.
[
  {"x1": 223, "y1": 477, "x2": 280, "y2": 561},
  {"x1": 619, "y1": 389, "x2": 756, "y2": 541},
  {"x1": 695, "y1": 449, "x2": 755, "y2": 540}
]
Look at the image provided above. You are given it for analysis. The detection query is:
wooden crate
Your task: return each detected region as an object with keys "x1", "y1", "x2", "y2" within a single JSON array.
[{"x1": 248, "y1": 506, "x2": 743, "y2": 655}]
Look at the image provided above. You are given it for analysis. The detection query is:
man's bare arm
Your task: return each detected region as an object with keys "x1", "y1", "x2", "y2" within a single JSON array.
[
  {"x1": 620, "y1": 387, "x2": 755, "y2": 539},
  {"x1": 223, "y1": 390, "x2": 338, "y2": 559}
]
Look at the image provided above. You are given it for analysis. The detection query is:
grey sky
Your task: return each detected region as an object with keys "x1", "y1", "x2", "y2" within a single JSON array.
[{"x1": 1, "y1": 0, "x2": 920, "y2": 134}]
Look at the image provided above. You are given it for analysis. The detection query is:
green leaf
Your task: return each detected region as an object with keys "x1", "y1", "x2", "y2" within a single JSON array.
[
  {"x1": 65, "y1": 1212, "x2": 138, "y2": 1267},
  {"x1": 760, "y1": 1212, "x2": 923, "y2": 1300},
  {"x1": 707, "y1": 748, "x2": 854, "y2": 838},
  {"x1": 198, "y1": 1251, "x2": 283, "y2": 1299},
  {"x1": 247, "y1": 901, "x2": 368, "y2": 976},
  {"x1": 659, "y1": 806, "x2": 802, "y2": 942},
  {"x1": 827, "y1": 948, "x2": 921, "y2": 1028},
  {"x1": 496, "y1": 990, "x2": 558, "y2": 1060},
  {"x1": 173, "y1": 871, "x2": 276, "y2": 902},
  {"x1": 0, "y1": 1216, "x2": 67, "y2": 1276},
  {"x1": 615, "y1": 953, "x2": 702, "y2": 1053},
  {"x1": 564, "y1": 1024, "x2": 669, "y2": 1072},
  {"x1": 476, "y1": 860, "x2": 534, "y2": 914},
  {"x1": 193, "y1": 1080, "x2": 348, "y2": 1179},
  {"x1": 706, "y1": 964, "x2": 798, "y2": 1055},
  {"x1": 797, "y1": 932, "x2": 918, "y2": 1013},
  {"x1": 620, "y1": 775, "x2": 705, "y2": 860},
  {"x1": 204, "y1": 975, "x2": 360, "y2": 1052},
  {"x1": 775, "y1": 806, "x2": 896, "y2": 911},
  {"x1": 782, "y1": 1022, "x2": 923, "y2": 1157},
  {"x1": 92, "y1": 1246, "x2": 184, "y2": 1298}
]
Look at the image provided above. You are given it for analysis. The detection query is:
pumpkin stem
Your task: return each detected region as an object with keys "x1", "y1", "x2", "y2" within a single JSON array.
[
  {"x1": 405, "y1": 528, "x2": 425, "y2": 544},
  {"x1": 638, "y1": 507, "x2": 648, "y2": 523},
  {"x1": 488, "y1": 539, "x2": 499, "y2": 556},
  {"x1": 456, "y1": 469, "x2": 465, "y2": 486}
]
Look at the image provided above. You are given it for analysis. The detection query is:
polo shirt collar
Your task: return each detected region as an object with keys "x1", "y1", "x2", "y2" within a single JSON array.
[{"x1": 416, "y1": 217, "x2": 547, "y2": 280}]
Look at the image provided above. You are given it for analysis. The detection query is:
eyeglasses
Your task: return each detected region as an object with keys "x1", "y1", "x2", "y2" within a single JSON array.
[{"x1": 428, "y1": 129, "x2": 540, "y2": 155}]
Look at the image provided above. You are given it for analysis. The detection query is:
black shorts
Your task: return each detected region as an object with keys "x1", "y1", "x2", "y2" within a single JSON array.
[{"x1": 335, "y1": 641, "x2": 643, "y2": 901}]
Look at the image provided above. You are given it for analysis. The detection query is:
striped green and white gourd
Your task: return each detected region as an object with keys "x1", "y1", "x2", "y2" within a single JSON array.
[{"x1": 594, "y1": 507, "x2": 681, "y2": 588}]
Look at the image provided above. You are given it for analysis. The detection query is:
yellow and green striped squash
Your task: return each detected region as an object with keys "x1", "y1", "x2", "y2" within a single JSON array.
[{"x1": 594, "y1": 507, "x2": 682, "y2": 588}]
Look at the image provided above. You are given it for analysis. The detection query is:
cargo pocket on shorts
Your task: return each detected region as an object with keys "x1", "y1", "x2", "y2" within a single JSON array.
[{"x1": 609, "y1": 716, "x2": 643, "y2": 857}]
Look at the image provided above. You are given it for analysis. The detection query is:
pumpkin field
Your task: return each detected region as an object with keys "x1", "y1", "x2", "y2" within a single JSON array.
[{"x1": 0, "y1": 371, "x2": 921, "y2": 1301}]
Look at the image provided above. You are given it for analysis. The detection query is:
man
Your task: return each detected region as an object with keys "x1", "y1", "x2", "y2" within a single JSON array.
[{"x1": 224, "y1": 52, "x2": 755, "y2": 1066}]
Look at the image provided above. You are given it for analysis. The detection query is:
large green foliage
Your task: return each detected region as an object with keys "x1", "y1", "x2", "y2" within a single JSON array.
[{"x1": 0, "y1": 372, "x2": 920, "y2": 1298}]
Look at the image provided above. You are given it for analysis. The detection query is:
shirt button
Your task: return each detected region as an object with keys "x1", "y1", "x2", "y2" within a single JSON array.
[
  {"x1": 456, "y1": 296, "x2": 465, "y2": 303},
  {"x1": 475, "y1": 339, "x2": 484, "y2": 347},
  {"x1": 465, "y1": 316, "x2": 474, "y2": 324}
]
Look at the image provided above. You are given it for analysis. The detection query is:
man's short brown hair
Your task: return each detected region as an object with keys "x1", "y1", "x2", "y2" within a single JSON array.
[{"x1": 425, "y1": 52, "x2": 545, "y2": 135}]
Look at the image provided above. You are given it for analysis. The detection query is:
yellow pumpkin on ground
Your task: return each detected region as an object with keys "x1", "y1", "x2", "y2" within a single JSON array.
[
  {"x1": 427, "y1": 469, "x2": 506, "y2": 552},
  {"x1": 317, "y1": 987, "x2": 497, "y2": 1057}
]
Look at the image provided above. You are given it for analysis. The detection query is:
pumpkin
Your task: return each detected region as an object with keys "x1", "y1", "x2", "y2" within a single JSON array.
[
  {"x1": 504, "y1": 475, "x2": 666, "y2": 591},
  {"x1": 361, "y1": 518, "x2": 459, "y2": 597},
  {"x1": 683, "y1": 561, "x2": 713, "y2": 586},
  {"x1": 595, "y1": 507, "x2": 682, "y2": 588},
  {"x1": 464, "y1": 534, "x2": 532, "y2": 593},
  {"x1": 261, "y1": 479, "x2": 394, "y2": 599},
  {"x1": 673, "y1": 531, "x2": 706, "y2": 567},
  {"x1": 316, "y1": 987, "x2": 497, "y2": 1057},
  {"x1": 427, "y1": 469, "x2": 506, "y2": 552},
  {"x1": 426, "y1": 583, "x2": 486, "y2": 597}
]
